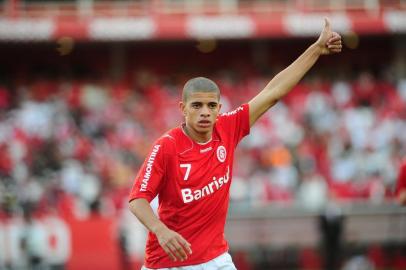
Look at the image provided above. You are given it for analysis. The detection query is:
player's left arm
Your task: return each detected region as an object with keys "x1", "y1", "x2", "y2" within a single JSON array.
[{"x1": 248, "y1": 18, "x2": 342, "y2": 127}]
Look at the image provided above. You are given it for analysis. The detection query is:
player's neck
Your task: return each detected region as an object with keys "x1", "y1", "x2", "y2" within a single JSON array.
[{"x1": 182, "y1": 125, "x2": 212, "y2": 144}]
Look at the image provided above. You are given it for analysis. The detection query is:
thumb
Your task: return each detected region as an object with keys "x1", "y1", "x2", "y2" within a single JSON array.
[{"x1": 324, "y1": 17, "x2": 331, "y2": 32}]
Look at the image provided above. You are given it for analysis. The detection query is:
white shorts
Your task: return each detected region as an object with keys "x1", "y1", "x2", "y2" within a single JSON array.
[{"x1": 141, "y1": 252, "x2": 237, "y2": 270}]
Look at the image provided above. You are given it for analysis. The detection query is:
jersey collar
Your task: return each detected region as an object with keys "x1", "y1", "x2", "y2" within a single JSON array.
[{"x1": 176, "y1": 123, "x2": 221, "y2": 155}]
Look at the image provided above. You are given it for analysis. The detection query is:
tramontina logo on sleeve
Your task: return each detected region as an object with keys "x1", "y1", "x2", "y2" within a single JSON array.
[
  {"x1": 140, "y1": 144, "x2": 161, "y2": 192},
  {"x1": 216, "y1": 146, "x2": 226, "y2": 163},
  {"x1": 181, "y1": 166, "x2": 230, "y2": 203}
]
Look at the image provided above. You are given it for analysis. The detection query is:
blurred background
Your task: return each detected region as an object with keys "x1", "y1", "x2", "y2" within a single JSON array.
[{"x1": 0, "y1": 0, "x2": 406, "y2": 269}]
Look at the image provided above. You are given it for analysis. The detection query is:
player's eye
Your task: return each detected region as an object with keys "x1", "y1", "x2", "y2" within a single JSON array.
[
  {"x1": 191, "y1": 103, "x2": 201, "y2": 109},
  {"x1": 209, "y1": 103, "x2": 217, "y2": 109}
]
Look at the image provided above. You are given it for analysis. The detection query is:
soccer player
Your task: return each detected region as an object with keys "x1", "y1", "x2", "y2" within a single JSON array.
[
  {"x1": 396, "y1": 159, "x2": 406, "y2": 205},
  {"x1": 129, "y1": 19, "x2": 342, "y2": 269}
]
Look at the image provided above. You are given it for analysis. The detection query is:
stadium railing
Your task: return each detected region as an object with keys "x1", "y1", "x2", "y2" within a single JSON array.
[{"x1": 1, "y1": 0, "x2": 406, "y2": 18}]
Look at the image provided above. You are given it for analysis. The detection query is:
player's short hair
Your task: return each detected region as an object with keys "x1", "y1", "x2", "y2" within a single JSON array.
[{"x1": 182, "y1": 77, "x2": 220, "y2": 102}]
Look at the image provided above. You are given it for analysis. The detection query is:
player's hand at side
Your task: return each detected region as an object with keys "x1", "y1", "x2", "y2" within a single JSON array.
[
  {"x1": 315, "y1": 18, "x2": 342, "y2": 55},
  {"x1": 155, "y1": 225, "x2": 192, "y2": 262}
]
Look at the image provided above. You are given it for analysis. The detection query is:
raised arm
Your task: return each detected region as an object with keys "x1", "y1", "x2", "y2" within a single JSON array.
[{"x1": 248, "y1": 18, "x2": 342, "y2": 127}]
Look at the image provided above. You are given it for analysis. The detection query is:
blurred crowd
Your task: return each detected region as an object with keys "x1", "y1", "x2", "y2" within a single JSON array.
[{"x1": 0, "y1": 68, "x2": 405, "y2": 220}]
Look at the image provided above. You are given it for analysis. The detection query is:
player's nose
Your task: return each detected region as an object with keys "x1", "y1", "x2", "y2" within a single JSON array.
[{"x1": 200, "y1": 105, "x2": 211, "y2": 116}]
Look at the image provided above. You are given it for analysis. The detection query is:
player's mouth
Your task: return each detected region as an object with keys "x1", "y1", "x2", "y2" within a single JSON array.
[{"x1": 197, "y1": 120, "x2": 211, "y2": 128}]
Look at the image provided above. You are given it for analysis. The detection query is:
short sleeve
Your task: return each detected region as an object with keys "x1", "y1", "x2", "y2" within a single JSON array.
[
  {"x1": 129, "y1": 140, "x2": 165, "y2": 203},
  {"x1": 218, "y1": 103, "x2": 250, "y2": 146}
]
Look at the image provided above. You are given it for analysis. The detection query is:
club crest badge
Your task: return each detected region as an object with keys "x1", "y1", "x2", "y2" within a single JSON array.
[{"x1": 216, "y1": 146, "x2": 227, "y2": 163}]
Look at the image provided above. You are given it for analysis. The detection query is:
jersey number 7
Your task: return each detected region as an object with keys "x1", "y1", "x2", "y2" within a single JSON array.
[{"x1": 180, "y1": 164, "x2": 191, "y2": 181}]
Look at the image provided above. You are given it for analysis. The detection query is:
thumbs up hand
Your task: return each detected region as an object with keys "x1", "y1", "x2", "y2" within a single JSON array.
[{"x1": 316, "y1": 18, "x2": 342, "y2": 55}]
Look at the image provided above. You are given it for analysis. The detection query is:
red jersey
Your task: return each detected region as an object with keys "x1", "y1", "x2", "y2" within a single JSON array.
[{"x1": 129, "y1": 104, "x2": 250, "y2": 268}]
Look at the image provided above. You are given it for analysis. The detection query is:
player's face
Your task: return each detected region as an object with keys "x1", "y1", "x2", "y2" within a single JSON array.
[{"x1": 180, "y1": 91, "x2": 221, "y2": 139}]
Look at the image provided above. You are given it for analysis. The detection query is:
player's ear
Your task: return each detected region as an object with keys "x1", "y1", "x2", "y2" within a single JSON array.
[
  {"x1": 179, "y1": 101, "x2": 186, "y2": 116},
  {"x1": 218, "y1": 103, "x2": 222, "y2": 112}
]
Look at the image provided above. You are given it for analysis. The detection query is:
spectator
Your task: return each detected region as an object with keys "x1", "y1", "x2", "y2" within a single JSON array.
[{"x1": 395, "y1": 159, "x2": 406, "y2": 205}]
